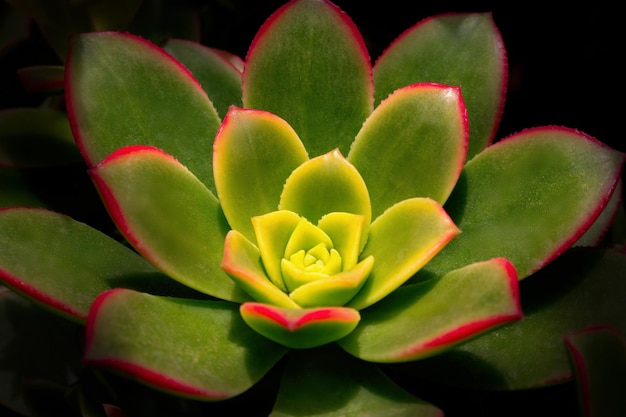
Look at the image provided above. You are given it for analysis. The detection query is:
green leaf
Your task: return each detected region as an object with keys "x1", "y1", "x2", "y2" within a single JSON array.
[
  {"x1": 280, "y1": 149, "x2": 371, "y2": 249},
  {"x1": 66, "y1": 31, "x2": 221, "y2": 192},
  {"x1": 373, "y1": 12, "x2": 506, "y2": 159},
  {"x1": 213, "y1": 107, "x2": 308, "y2": 241},
  {"x1": 348, "y1": 83, "x2": 467, "y2": 218},
  {"x1": 289, "y1": 256, "x2": 373, "y2": 308},
  {"x1": 90, "y1": 146, "x2": 249, "y2": 303},
  {"x1": 347, "y1": 198, "x2": 460, "y2": 310},
  {"x1": 16, "y1": 65, "x2": 65, "y2": 94},
  {"x1": 421, "y1": 127, "x2": 625, "y2": 280},
  {"x1": 575, "y1": 179, "x2": 622, "y2": 247},
  {"x1": 252, "y1": 210, "x2": 301, "y2": 291},
  {"x1": 0, "y1": 108, "x2": 80, "y2": 167},
  {"x1": 7, "y1": 0, "x2": 143, "y2": 61},
  {"x1": 240, "y1": 302, "x2": 360, "y2": 349},
  {"x1": 222, "y1": 230, "x2": 300, "y2": 309},
  {"x1": 84, "y1": 289, "x2": 288, "y2": 400},
  {"x1": 0, "y1": 289, "x2": 83, "y2": 416},
  {"x1": 398, "y1": 248, "x2": 626, "y2": 390},
  {"x1": 339, "y1": 258, "x2": 521, "y2": 362},
  {"x1": 565, "y1": 326, "x2": 626, "y2": 417},
  {"x1": 0, "y1": 207, "x2": 188, "y2": 322},
  {"x1": 0, "y1": 168, "x2": 48, "y2": 208},
  {"x1": 163, "y1": 39, "x2": 242, "y2": 118},
  {"x1": 242, "y1": 0, "x2": 373, "y2": 157},
  {"x1": 270, "y1": 345, "x2": 442, "y2": 417}
]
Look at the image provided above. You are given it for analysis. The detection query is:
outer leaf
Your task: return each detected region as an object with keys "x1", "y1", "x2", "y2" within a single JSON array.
[
  {"x1": 348, "y1": 83, "x2": 468, "y2": 218},
  {"x1": 0, "y1": 289, "x2": 83, "y2": 416},
  {"x1": 163, "y1": 39, "x2": 242, "y2": 118},
  {"x1": 222, "y1": 230, "x2": 300, "y2": 309},
  {"x1": 65, "y1": 31, "x2": 221, "y2": 192},
  {"x1": 0, "y1": 108, "x2": 80, "y2": 167},
  {"x1": 575, "y1": 179, "x2": 623, "y2": 247},
  {"x1": 16, "y1": 65, "x2": 65, "y2": 94},
  {"x1": 339, "y1": 258, "x2": 521, "y2": 362},
  {"x1": 7, "y1": 0, "x2": 143, "y2": 60},
  {"x1": 242, "y1": 0, "x2": 373, "y2": 157},
  {"x1": 280, "y1": 149, "x2": 371, "y2": 249},
  {"x1": 347, "y1": 198, "x2": 460, "y2": 310},
  {"x1": 270, "y1": 345, "x2": 442, "y2": 417},
  {"x1": 565, "y1": 326, "x2": 626, "y2": 417},
  {"x1": 84, "y1": 289, "x2": 288, "y2": 400},
  {"x1": 90, "y1": 146, "x2": 249, "y2": 302},
  {"x1": 398, "y1": 248, "x2": 626, "y2": 390},
  {"x1": 240, "y1": 302, "x2": 360, "y2": 349},
  {"x1": 0, "y1": 168, "x2": 47, "y2": 208},
  {"x1": 373, "y1": 12, "x2": 506, "y2": 159},
  {"x1": 421, "y1": 127, "x2": 625, "y2": 280},
  {"x1": 213, "y1": 107, "x2": 308, "y2": 241},
  {"x1": 0, "y1": 207, "x2": 189, "y2": 322}
]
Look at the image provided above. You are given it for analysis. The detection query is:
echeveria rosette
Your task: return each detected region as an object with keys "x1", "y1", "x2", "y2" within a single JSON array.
[
  {"x1": 216, "y1": 115, "x2": 463, "y2": 348},
  {"x1": 0, "y1": 0, "x2": 623, "y2": 415}
]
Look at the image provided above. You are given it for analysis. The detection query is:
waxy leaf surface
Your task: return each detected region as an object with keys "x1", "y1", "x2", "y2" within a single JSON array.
[
  {"x1": 66, "y1": 31, "x2": 221, "y2": 192},
  {"x1": 347, "y1": 198, "x2": 460, "y2": 310},
  {"x1": 280, "y1": 150, "x2": 371, "y2": 249},
  {"x1": 340, "y1": 258, "x2": 520, "y2": 362},
  {"x1": 421, "y1": 127, "x2": 625, "y2": 280},
  {"x1": 214, "y1": 107, "x2": 308, "y2": 241},
  {"x1": 565, "y1": 327, "x2": 626, "y2": 417},
  {"x1": 240, "y1": 302, "x2": 360, "y2": 349},
  {"x1": 0, "y1": 290, "x2": 83, "y2": 415},
  {"x1": 222, "y1": 230, "x2": 300, "y2": 309},
  {"x1": 243, "y1": 0, "x2": 373, "y2": 157},
  {"x1": 90, "y1": 146, "x2": 249, "y2": 302},
  {"x1": 0, "y1": 208, "x2": 186, "y2": 322},
  {"x1": 271, "y1": 345, "x2": 442, "y2": 417},
  {"x1": 0, "y1": 108, "x2": 80, "y2": 167},
  {"x1": 85, "y1": 289, "x2": 287, "y2": 400},
  {"x1": 164, "y1": 39, "x2": 242, "y2": 118},
  {"x1": 400, "y1": 248, "x2": 626, "y2": 389},
  {"x1": 373, "y1": 12, "x2": 506, "y2": 159},
  {"x1": 348, "y1": 83, "x2": 467, "y2": 217}
]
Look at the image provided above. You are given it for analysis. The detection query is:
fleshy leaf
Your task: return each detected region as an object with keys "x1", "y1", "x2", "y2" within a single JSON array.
[
  {"x1": 347, "y1": 198, "x2": 460, "y2": 310},
  {"x1": 0, "y1": 108, "x2": 80, "y2": 167},
  {"x1": 163, "y1": 39, "x2": 242, "y2": 118},
  {"x1": 222, "y1": 230, "x2": 300, "y2": 309},
  {"x1": 317, "y1": 212, "x2": 365, "y2": 271},
  {"x1": 0, "y1": 207, "x2": 191, "y2": 322},
  {"x1": 421, "y1": 127, "x2": 625, "y2": 280},
  {"x1": 240, "y1": 302, "x2": 360, "y2": 349},
  {"x1": 0, "y1": 289, "x2": 83, "y2": 416},
  {"x1": 0, "y1": 168, "x2": 47, "y2": 208},
  {"x1": 84, "y1": 289, "x2": 288, "y2": 400},
  {"x1": 65, "y1": 31, "x2": 221, "y2": 192},
  {"x1": 575, "y1": 179, "x2": 623, "y2": 247},
  {"x1": 373, "y1": 12, "x2": 506, "y2": 159},
  {"x1": 565, "y1": 326, "x2": 626, "y2": 417},
  {"x1": 348, "y1": 83, "x2": 468, "y2": 218},
  {"x1": 399, "y1": 248, "x2": 626, "y2": 390},
  {"x1": 270, "y1": 345, "x2": 442, "y2": 417},
  {"x1": 280, "y1": 149, "x2": 371, "y2": 249},
  {"x1": 242, "y1": 0, "x2": 373, "y2": 157},
  {"x1": 339, "y1": 258, "x2": 520, "y2": 362},
  {"x1": 214, "y1": 107, "x2": 308, "y2": 241},
  {"x1": 90, "y1": 146, "x2": 249, "y2": 302},
  {"x1": 16, "y1": 65, "x2": 65, "y2": 94},
  {"x1": 289, "y1": 255, "x2": 374, "y2": 308}
]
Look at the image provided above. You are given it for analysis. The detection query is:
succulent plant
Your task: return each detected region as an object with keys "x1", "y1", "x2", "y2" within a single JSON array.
[{"x1": 1, "y1": 1, "x2": 625, "y2": 416}]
